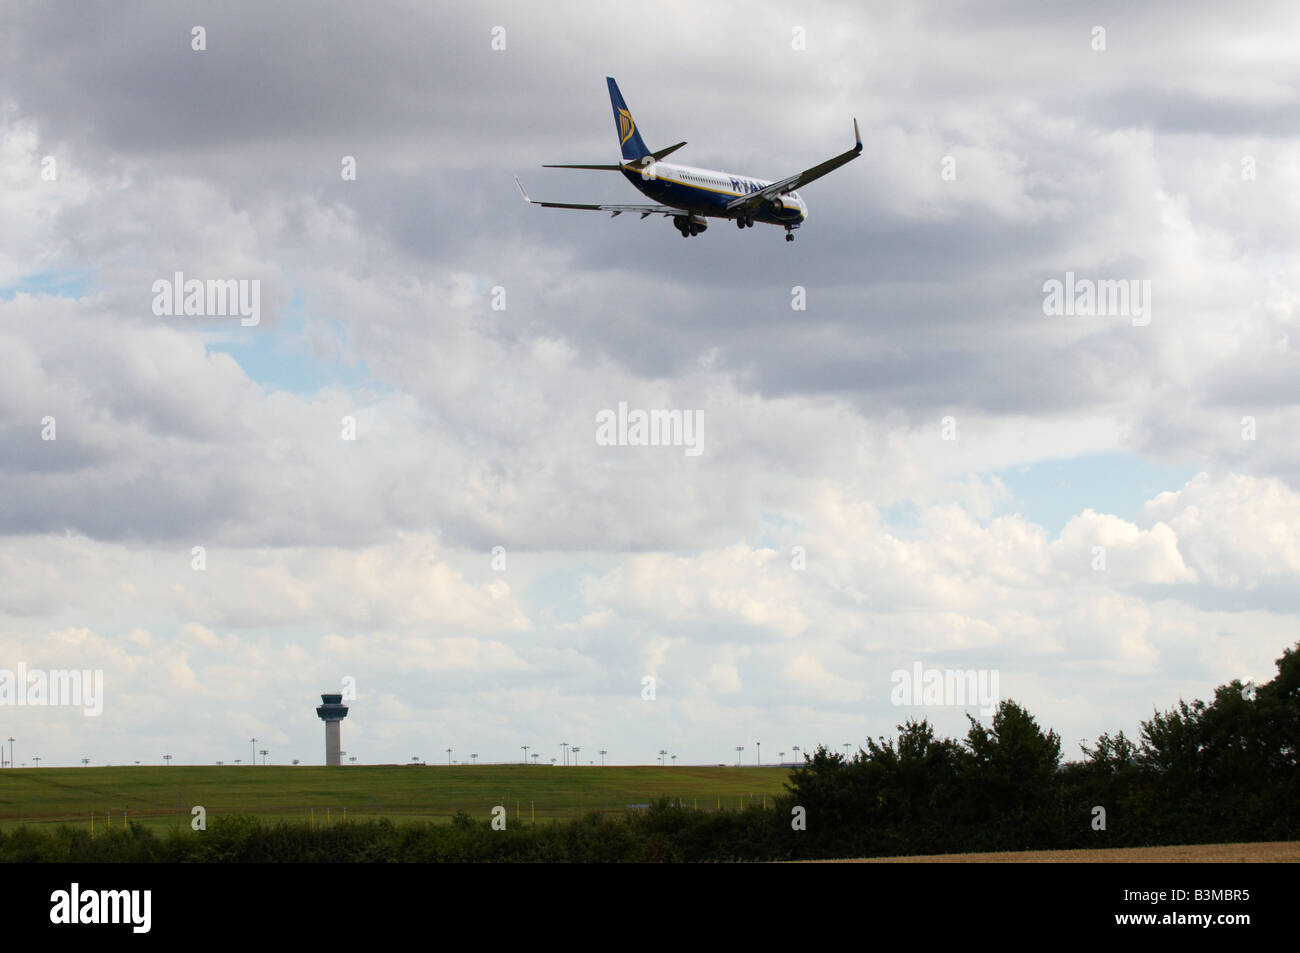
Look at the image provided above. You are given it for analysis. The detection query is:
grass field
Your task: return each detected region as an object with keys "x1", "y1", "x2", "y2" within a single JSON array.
[{"x1": 0, "y1": 765, "x2": 794, "y2": 832}]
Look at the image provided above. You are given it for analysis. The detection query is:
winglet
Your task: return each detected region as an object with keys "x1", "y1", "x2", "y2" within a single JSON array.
[
  {"x1": 514, "y1": 175, "x2": 532, "y2": 203},
  {"x1": 853, "y1": 118, "x2": 862, "y2": 152}
]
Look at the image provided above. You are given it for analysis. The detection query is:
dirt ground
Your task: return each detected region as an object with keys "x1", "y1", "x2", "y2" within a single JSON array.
[{"x1": 809, "y1": 841, "x2": 1300, "y2": 863}]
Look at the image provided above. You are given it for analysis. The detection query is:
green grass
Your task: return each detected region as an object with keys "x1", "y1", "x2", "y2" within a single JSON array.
[{"x1": 0, "y1": 765, "x2": 793, "y2": 832}]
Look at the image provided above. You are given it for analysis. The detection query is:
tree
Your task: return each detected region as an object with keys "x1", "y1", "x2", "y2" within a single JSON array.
[
  {"x1": 960, "y1": 700, "x2": 1063, "y2": 850},
  {"x1": 1136, "y1": 641, "x2": 1300, "y2": 842},
  {"x1": 861, "y1": 719, "x2": 965, "y2": 855}
]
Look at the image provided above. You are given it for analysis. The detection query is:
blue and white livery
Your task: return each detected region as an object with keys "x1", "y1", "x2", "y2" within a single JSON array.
[{"x1": 515, "y1": 77, "x2": 862, "y2": 242}]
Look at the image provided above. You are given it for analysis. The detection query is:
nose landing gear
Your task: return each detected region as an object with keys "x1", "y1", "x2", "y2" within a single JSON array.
[{"x1": 784, "y1": 226, "x2": 795, "y2": 242}]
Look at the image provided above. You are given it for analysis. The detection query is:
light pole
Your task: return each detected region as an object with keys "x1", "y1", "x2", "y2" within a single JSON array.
[
  {"x1": 756, "y1": 741, "x2": 760, "y2": 765},
  {"x1": 163, "y1": 754, "x2": 172, "y2": 766},
  {"x1": 260, "y1": 749, "x2": 268, "y2": 765},
  {"x1": 250, "y1": 737, "x2": 256, "y2": 765},
  {"x1": 561, "y1": 742, "x2": 569, "y2": 766},
  {"x1": 572, "y1": 746, "x2": 581, "y2": 765},
  {"x1": 82, "y1": 758, "x2": 90, "y2": 766},
  {"x1": 446, "y1": 747, "x2": 452, "y2": 766},
  {"x1": 671, "y1": 754, "x2": 677, "y2": 767},
  {"x1": 471, "y1": 753, "x2": 478, "y2": 765},
  {"x1": 7, "y1": 737, "x2": 13, "y2": 768},
  {"x1": 32, "y1": 756, "x2": 40, "y2": 768},
  {"x1": 792, "y1": 745, "x2": 800, "y2": 764},
  {"x1": 779, "y1": 750, "x2": 785, "y2": 764},
  {"x1": 531, "y1": 753, "x2": 539, "y2": 764},
  {"x1": 843, "y1": 743, "x2": 852, "y2": 761},
  {"x1": 521, "y1": 745, "x2": 529, "y2": 765},
  {"x1": 349, "y1": 756, "x2": 356, "y2": 764},
  {"x1": 599, "y1": 749, "x2": 607, "y2": 766},
  {"x1": 735, "y1": 746, "x2": 744, "y2": 766}
]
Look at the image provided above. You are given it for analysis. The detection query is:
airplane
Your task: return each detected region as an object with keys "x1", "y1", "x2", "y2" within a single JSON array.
[{"x1": 515, "y1": 77, "x2": 861, "y2": 242}]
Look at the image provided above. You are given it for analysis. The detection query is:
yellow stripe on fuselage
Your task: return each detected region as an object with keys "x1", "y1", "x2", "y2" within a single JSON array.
[{"x1": 638, "y1": 170, "x2": 778, "y2": 201}]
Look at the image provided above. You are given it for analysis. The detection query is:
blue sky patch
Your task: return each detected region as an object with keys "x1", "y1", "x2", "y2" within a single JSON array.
[
  {"x1": 0, "y1": 270, "x2": 91, "y2": 299},
  {"x1": 203, "y1": 290, "x2": 381, "y2": 397},
  {"x1": 995, "y1": 452, "x2": 1199, "y2": 536}
]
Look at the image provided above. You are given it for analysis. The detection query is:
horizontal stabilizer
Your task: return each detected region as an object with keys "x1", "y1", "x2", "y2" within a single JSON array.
[
  {"x1": 649, "y1": 140, "x2": 687, "y2": 161},
  {"x1": 544, "y1": 141, "x2": 685, "y2": 172}
]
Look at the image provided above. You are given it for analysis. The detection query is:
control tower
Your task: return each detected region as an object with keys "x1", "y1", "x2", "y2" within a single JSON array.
[{"x1": 316, "y1": 693, "x2": 349, "y2": 766}]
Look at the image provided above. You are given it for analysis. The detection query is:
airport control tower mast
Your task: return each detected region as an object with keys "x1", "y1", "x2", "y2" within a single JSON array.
[{"x1": 316, "y1": 693, "x2": 349, "y2": 766}]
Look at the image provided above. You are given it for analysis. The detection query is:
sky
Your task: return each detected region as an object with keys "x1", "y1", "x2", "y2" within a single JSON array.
[{"x1": 1, "y1": 0, "x2": 1298, "y2": 768}]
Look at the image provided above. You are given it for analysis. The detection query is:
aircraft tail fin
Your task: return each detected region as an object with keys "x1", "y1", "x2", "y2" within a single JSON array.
[{"x1": 607, "y1": 77, "x2": 652, "y2": 162}]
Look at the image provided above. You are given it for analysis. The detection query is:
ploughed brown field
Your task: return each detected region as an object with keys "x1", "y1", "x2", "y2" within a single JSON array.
[{"x1": 807, "y1": 842, "x2": 1300, "y2": 863}]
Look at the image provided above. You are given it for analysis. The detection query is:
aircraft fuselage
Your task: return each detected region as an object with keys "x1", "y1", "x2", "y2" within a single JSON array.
[{"x1": 622, "y1": 163, "x2": 807, "y2": 227}]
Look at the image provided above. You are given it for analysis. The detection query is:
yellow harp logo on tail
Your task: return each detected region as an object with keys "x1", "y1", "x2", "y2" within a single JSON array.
[{"x1": 618, "y1": 108, "x2": 635, "y2": 146}]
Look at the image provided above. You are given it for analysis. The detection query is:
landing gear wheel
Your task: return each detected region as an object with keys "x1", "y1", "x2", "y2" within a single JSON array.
[
  {"x1": 785, "y1": 230, "x2": 794, "y2": 242},
  {"x1": 736, "y1": 217, "x2": 745, "y2": 229}
]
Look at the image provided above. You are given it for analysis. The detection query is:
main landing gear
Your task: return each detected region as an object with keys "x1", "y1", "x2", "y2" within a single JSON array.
[
  {"x1": 735, "y1": 213, "x2": 755, "y2": 229},
  {"x1": 675, "y1": 217, "x2": 707, "y2": 238}
]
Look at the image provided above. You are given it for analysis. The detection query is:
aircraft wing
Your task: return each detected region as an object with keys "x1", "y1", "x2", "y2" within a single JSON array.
[
  {"x1": 725, "y1": 119, "x2": 862, "y2": 212},
  {"x1": 514, "y1": 176, "x2": 681, "y2": 219}
]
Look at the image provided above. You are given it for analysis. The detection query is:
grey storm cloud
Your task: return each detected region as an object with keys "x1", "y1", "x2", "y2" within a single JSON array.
[{"x1": 1, "y1": 0, "x2": 1296, "y2": 516}]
